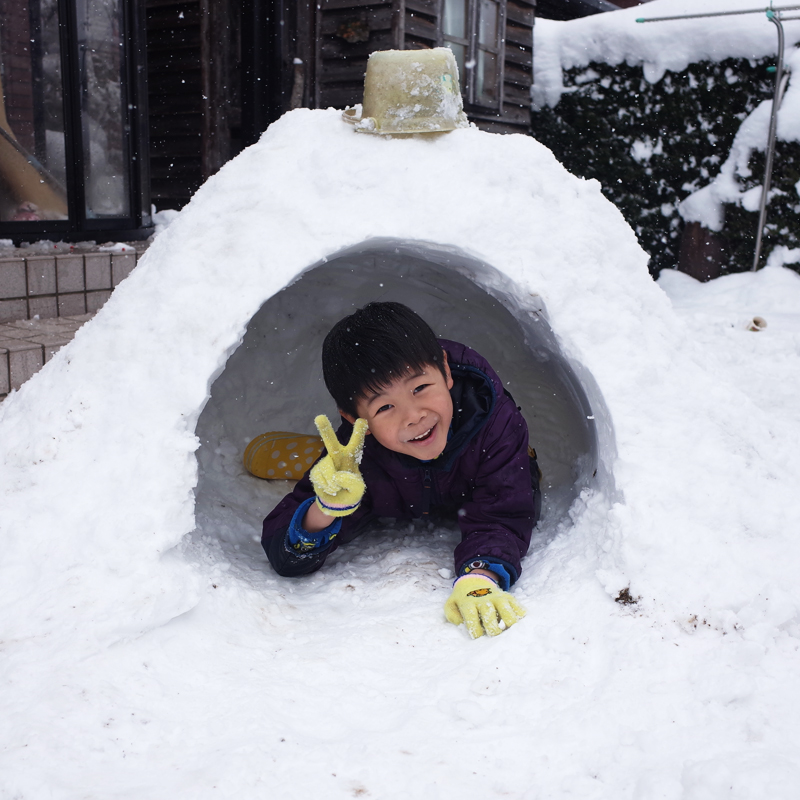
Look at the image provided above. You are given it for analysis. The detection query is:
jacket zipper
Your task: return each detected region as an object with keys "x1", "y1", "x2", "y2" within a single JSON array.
[{"x1": 421, "y1": 469, "x2": 432, "y2": 516}]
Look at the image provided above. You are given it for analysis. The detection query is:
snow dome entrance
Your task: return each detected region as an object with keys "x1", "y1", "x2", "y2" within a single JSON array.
[{"x1": 195, "y1": 240, "x2": 604, "y2": 548}]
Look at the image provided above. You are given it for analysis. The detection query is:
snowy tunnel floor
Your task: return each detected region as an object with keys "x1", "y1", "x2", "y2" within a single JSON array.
[
  {"x1": 191, "y1": 241, "x2": 607, "y2": 588},
  {"x1": 190, "y1": 435, "x2": 565, "y2": 599}
]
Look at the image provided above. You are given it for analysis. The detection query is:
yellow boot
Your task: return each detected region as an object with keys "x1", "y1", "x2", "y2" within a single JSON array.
[{"x1": 243, "y1": 432, "x2": 324, "y2": 479}]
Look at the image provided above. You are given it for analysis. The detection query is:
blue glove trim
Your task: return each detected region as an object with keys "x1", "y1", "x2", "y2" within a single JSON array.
[
  {"x1": 286, "y1": 498, "x2": 342, "y2": 554},
  {"x1": 457, "y1": 557, "x2": 517, "y2": 591},
  {"x1": 316, "y1": 496, "x2": 361, "y2": 514}
]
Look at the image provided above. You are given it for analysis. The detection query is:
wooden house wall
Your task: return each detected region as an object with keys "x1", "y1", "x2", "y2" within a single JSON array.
[
  {"x1": 145, "y1": 0, "x2": 534, "y2": 208},
  {"x1": 146, "y1": 0, "x2": 204, "y2": 208},
  {"x1": 145, "y1": 0, "x2": 240, "y2": 210},
  {"x1": 403, "y1": 0, "x2": 440, "y2": 50},
  {"x1": 313, "y1": 0, "x2": 534, "y2": 134},
  {"x1": 314, "y1": 0, "x2": 397, "y2": 111}
]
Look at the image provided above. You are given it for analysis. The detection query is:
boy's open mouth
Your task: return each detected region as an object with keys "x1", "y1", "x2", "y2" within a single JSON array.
[{"x1": 409, "y1": 424, "x2": 435, "y2": 443}]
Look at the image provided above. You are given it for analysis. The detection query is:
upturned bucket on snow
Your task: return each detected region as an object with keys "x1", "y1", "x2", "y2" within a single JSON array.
[{"x1": 342, "y1": 48, "x2": 469, "y2": 135}]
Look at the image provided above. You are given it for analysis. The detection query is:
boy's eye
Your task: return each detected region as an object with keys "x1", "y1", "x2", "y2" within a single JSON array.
[
  {"x1": 376, "y1": 404, "x2": 392, "y2": 414},
  {"x1": 413, "y1": 384, "x2": 430, "y2": 394}
]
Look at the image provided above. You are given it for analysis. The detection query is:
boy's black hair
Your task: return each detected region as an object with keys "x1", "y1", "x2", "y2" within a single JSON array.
[{"x1": 322, "y1": 302, "x2": 447, "y2": 418}]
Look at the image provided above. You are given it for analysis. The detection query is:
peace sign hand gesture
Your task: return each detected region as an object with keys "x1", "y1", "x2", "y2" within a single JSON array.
[{"x1": 309, "y1": 415, "x2": 369, "y2": 517}]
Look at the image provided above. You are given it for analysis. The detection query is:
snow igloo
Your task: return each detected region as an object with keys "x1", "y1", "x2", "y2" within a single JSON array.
[
  {"x1": 2, "y1": 108, "x2": 666, "y2": 644},
  {"x1": 190, "y1": 113, "x2": 624, "y2": 577}
]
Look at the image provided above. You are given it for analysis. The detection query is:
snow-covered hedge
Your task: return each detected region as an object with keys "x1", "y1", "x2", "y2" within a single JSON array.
[
  {"x1": 532, "y1": 0, "x2": 800, "y2": 276},
  {"x1": 533, "y1": 57, "x2": 774, "y2": 275}
]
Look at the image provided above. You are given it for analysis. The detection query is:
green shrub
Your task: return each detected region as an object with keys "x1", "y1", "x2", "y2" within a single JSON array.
[{"x1": 531, "y1": 57, "x2": 797, "y2": 276}]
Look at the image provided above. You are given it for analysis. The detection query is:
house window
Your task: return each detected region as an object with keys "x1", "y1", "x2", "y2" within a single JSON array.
[
  {"x1": 443, "y1": 0, "x2": 503, "y2": 110},
  {"x1": 0, "y1": 0, "x2": 150, "y2": 241},
  {"x1": 78, "y1": 0, "x2": 131, "y2": 219}
]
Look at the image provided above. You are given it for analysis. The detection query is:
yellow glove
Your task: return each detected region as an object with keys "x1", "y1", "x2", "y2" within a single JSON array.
[
  {"x1": 444, "y1": 576, "x2": 526, "y2": 639},
  {"x1": 309, "y1": 415, "x2": 369, "y2": 517}
]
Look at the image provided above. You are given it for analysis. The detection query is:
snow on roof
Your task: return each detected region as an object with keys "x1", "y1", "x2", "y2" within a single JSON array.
[{"x1": 534, "y1": 0, "x2": 800, "y2": 108}]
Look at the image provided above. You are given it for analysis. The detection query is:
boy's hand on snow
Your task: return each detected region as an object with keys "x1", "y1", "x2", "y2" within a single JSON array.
[
  {"x1": 309, "y1": 415, "x2": 369, "y2": 517},
  {"x1": 444, "y1": 576, "x2": 526, "y2": 639}
]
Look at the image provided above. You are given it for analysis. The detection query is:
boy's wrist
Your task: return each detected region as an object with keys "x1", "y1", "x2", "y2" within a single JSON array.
[
  {"x1": 465, "y1": 568, "x2": 499, "y2": 585},
  {"x1": 457, "y1": 558, "x2": 516, "y2": 591},
  {"x1": 286, "y1": 498, "x2": 341, "y2": 555},
  {"x1": 302, "y1": 501, "x2": 338, "y2": 533}
]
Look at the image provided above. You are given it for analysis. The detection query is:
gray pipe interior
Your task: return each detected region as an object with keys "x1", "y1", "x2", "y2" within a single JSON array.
[{"x1": 195, "y1": 240, "x2": 603, "y2": 548}]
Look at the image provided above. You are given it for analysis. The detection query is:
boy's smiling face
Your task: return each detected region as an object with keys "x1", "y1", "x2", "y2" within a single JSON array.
[{"x1": 341, "y1": 352, "x2": 454, "y2": 461}]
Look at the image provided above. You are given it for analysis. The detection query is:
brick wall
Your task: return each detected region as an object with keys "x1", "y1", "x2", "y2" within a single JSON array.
[
  {"x1": 0, "y1": 244, "x2": 148, "y2": 398},
  {"x1": 0, "y1": 249, "x2": 144, "y2": 324},
  {"x1": 0, "y1": 314, "x2": 92, "y2": 396}
]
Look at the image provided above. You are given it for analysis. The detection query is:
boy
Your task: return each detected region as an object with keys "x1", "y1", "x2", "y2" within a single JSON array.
[{"x1": 261, "y1": 302, "x2": 540, "y2": 638}]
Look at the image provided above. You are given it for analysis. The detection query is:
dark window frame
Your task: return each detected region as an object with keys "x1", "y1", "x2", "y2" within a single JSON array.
[
  {"x1": 442, "y1": 0, "x2": 506, "y2": 112},
  {"x1": 0, "y1": 0, "x2": 151, "y2": 244}
]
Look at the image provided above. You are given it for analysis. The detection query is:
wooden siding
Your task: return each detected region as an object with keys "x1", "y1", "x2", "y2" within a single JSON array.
[
  {"x1": 145, "y1": 0, "x2": 534, "y2": 208},
  {"x1": 315, "y1": 1, "x2": 398, "y2": 110},
  {"x1": 146, "y1": 0, "x2": 205, "y2": 208},
  {"x1": 146, "y1": 0, "x2": 241, "y2": 209},
  {"x1": 404, "y1": 0, "x2": 439, "y2": 50}
]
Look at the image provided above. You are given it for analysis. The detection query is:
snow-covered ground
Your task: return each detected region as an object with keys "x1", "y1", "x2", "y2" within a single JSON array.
[{"x1": 2, "y1": 98, "x2": 800, "y2": 797}]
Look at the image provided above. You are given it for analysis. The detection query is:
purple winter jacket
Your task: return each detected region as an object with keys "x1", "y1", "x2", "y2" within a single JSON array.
[{"x1": 261, "y1": 339, "x2": 539, "y2": 584}]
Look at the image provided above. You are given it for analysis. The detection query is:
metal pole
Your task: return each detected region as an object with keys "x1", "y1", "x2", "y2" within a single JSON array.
[
  {"x1": 637, "y1": 5, "x2": 800, "y2": 23},
  {"x1": 753, "y1": 11, "x2": 786, "y2": 270}
]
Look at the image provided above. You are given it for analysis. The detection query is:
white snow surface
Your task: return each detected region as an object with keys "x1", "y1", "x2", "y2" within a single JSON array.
[{"x1": 1, "y1": 109, "x2": 800, "y2": 797}]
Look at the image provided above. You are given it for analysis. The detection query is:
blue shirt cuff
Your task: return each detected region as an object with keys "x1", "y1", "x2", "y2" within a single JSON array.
[
  {"x1": 286, "y1": 497, "x2": 342, "y2": 554},
  {"x1": 457, "y1": 558, "x2": 517, "y2": 591}
]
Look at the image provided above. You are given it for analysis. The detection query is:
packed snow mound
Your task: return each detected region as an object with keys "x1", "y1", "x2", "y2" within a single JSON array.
[
  {"x1": 534, "y1": 0, "x2": 800, "y2": 108},
  {"x1": 2, "y1": 108, "x2": 800, "y2": 797},
  {"x1": 0, "y1": 104, "x2": 798, "y2": 644},
  {"x1": 0, "y1": 108, "x2": 631, "y2": 649}
]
